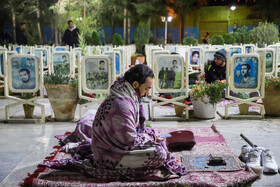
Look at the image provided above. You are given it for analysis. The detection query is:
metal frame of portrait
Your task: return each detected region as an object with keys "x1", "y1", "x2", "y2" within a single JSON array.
[
  {"x1": 268, "y1": 45, "x2": 280, "y2": 71},
  {"x1": 52, "y1": 51, "x2": 72, "y2": 75},
  {"x1": 201, "y1": 49, "x2": 217, "y2": 73},
  {"x1": 147, "y1": 46, "x2": 163, "y2": 67},
  {"x1": 154, "y1": 55, "x2": 185, "y2": 93},
  {"x1": 210, "y1": 45, "x2": 223, "y2": 50},
  {"x1": 34, "y1": 48, "x2": 49, "y2": 69},
  {"x1": 55, "y1": 46, "x2": 68, "y2": 52},
  {"x1": 113, "y1": 48, "x2": 127, "y2": 72},
  {"x1": 104, "y1": 51, "x2": 116, "y2": 82},
  {"x1": 152, "y1": 50, "x2": 170, "y2": 66},
  {"x1": 72, "y1": 47, "x2": 82, "y2": 68},
  {"x1": 227, "y1": 46, "x2": 243, "y2": 58},
  {"x1": 230, "y1": 54, "x2": 261, "y2": 92},
  {"x1": 0, "y1": 51, "x2": 17, "y2": 77},
  {"x1": 255, "y1": 48, "x2": 276, "y2": 76},
  {"x1": 81, "y1": 55, "x2": 111, "y2": 94},
  {"x1": 8, "y1": 54, "x2": 39, "y2": 93},
  {"x1": 244, "y1": 44, "x2": 255, "y2": 54},
  {"x1": 189, "y1": 47, "x2": 202, "y2": 67},
  {"x1": 176, "y1": 46, "x2": 188, "y2": 61},
  {"x1": 22, "y1": 46, "x2": 33, "y2": 55},
  {"x1": 115, "y1": 46, "x2": 130, "y2": 71}
]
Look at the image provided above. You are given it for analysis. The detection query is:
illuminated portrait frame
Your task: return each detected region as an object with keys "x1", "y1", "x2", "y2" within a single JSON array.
[
  {"x1": 0, "y1": 51, "x2": 17, "y2": 77},
  {"x1": 34, "y1": 48, "x2": 49, "y2": 68},
  {"x1": 8, "y1": 55, "x2": 39, "y2": 93},
  {"x1": 52, "y1": 51, "x2": 72, "y2": 75},
  {"x1": 189, "y1": 47, "x2": 202, "y2": 67},
  {"x1": 230, "y1": 54, "x2": 261, "y2": 92},
  {"x1": 154, "y1": 55, "x2": 185, "y2": 93},
  {"x1": 81, "y1": 55, "x2": 111, "y2": 94}
]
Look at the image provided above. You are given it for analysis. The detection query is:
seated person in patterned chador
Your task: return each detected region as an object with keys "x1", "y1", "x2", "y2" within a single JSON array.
[{"x1": 43, "y1": 64, "x2": 186, "y2": 181}]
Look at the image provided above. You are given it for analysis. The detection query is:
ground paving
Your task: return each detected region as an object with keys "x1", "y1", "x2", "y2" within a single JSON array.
[{"x1": 0, "y1": 98, "x2": 279, "y2": 186}]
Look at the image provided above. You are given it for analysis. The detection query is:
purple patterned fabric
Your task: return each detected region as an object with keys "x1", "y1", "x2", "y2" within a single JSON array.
[{"x1": 42, "y1": 77, "x2": 186, "y2": 181}]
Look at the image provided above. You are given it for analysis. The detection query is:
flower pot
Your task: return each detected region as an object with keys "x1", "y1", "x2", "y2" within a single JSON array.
[
  {"x1": 192, "y1": 96, "x2": 217, "y2": 119},
  {"x1": 238, "y1": 104, "x2": 250, "y2": 115},
  {"x1": 263, "y1": 84, "x2": 280, "y2": 116},
  {"x1": 44, "y1": 84, "x2": 78, "y2": 121},
  {"x1": 23, "y1": 104, "x2": 35, "y2": 118},
  {"x1": 174, "y1": 105, "x2": 185, "y2": 117}
]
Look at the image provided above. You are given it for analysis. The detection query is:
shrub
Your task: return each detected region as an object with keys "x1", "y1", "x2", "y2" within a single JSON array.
[
  {"x1": 91, "y1": 31, "x2": 102, "y2": 45},
  {"x1": 233, "y1": 25, "x2": 252, "y2": 45},
  {"x1": 112, "y1": 33, "x2": 124, "y2": 47},
  {"x1": 182, "y1": 36, "x2": 198, "y2": 46},
  {"x1": 210, "y1": 35, "x2": 224, "y2": 45},
  {"x1": 251, "y1": 22, "x2": 279, "y2": 48},
  {"x1": 223, "y1": 33, "x2": 235, "y2": 44},
  {"x1": 134, "y1": 21, "x2": 153, "y2": 54}
]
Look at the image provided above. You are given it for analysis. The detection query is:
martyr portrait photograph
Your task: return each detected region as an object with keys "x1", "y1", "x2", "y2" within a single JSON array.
[
  {"x1": 11, "y1": 57, "x2": 37, "y2": 90},
  {"x1": 233, "y1": 57, "x2": 258, "y2": 89}
]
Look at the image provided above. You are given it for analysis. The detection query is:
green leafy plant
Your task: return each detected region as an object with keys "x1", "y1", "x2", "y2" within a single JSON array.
[
  {"x1": 91, "y1": 31, "x2": 102, "y2": 45},
  {"x1": 190, "y1": 76, "x2": 228, "y2": 105},
  {"x1": 78, "y1": 31, "x2": 87, "y2": 56},
  {"x1": 112, "y1": 33, "x2": 124, "y2": 47},
  {"x1": 233, "y1": 25, "x2": 252, "y2": 45},
  {"x1": 134, "y1": 21, "x2": 153, "y2": 55},
  {"x1": 265, "y1": 76, "x2": 280, "y2": 91},
  {"x1": 251, "y1": 22, "x2": 279, "y2": 48},
  {"x1": 237, "y1": 92, "x2": 250, "y2": 99},
  {"x1": 210, "y1": 35, "x2": 224, "y2": 45},
  {"x1": 223, "y1": 33, "x2": 235, "y2": 44},
  {"x1": 44, "y1": 73, "x2": 78, "y2": 86},
  {"x1": 182, "y1": 36, "x2": 198, "y2": 46}
]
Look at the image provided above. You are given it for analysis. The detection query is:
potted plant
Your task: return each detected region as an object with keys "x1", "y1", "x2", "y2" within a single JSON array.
[
  {"x1": 210, "y1": 35, "x2": 225, "y2": 45},
  {"x1": 21, "y1": 93, "x2": 36, "y2": 118},
  {"x1": 237, "y1": 92, "x2": 250, "y2": 115},
  {"x1": 190, "y1": 78, "x2": 228, "y2": 119},
  {"x1": 182, "y1": 36, "x2": 198, "y2": 46},
  {"x1": 170, "y1": 92, "x2": 188, "y2": 117},
  {"x1": 44, "y1": 73, "x2": 78, "y2": 121},
  {"x1": 263, "y1": 76, "x2": 280, "y2": 116}
]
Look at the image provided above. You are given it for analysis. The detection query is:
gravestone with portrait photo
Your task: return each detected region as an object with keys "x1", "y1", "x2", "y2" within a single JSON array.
[
  {"x1": 151, "y1": 54, "x2": 189, "y2": 120},
  {"x1": 0, "y1": 51, "x2": 17, "y2": 77},
  {"x1": 52, "y1": 52, "x2": 72, "y2": 75},
  {"x1": 244, "y1": 44, "x2": 255, "y2": 54},
  {"x1": 78, "y1": 55, "x2": 112, "y2": 117},
  {"x1": 228, "y1": 46, "x2": 243, "y2": 58},
  {"x1": 220, "y1": 53, "x2": 266, "y2": 119},
  {"x1": 256, "y1": 48, "x2": 276, "y2": 76},
  {"x1": 34, "y1": 48, "x2": 49, "y2": 69},
  {"x1": 23, "y1": 47, "x2": 33, "y2": 55}
]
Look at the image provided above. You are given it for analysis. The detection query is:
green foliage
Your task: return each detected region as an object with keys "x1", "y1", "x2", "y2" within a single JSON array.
[
  {"x1": 25, "y1": 23, "x2": 39, "y2": 46},
  {"x1": 190, "y1": 79, "x2": 228, "y2": 105},
  {"x1": 210, "y1": 35, "x2": 224, "y2": 45},
  {"x1": 134, "y1": 21, "x2": 153, "y2": 54},
  {"x1": 223, "y1": 33, "x2": 235, "y2": 44},
  {"x1": 91, "y1": 31, "x2": 102, "y2": 45},
  {"x1": 78, "y1": 32, "x2": 87, "y2": 56},
  {"x1": 112, "y1": 33, "x2": 124, "y2": 47},
  {"x1": 265, "y1": 76, "x2": 280, "y2": 91},
  {"x1": 44, "y1": 73, "x2": 78, "y2": 86},
  {"x1": 233, "y1": 26, "x2": 252, "y2": 45},
  {"x1": 237, "y1": 92, "x2": 250, "y2": 99},
  {"x1": 251, "y1": 22, "x2": 279, "y2": 48},
  {"x1": 21, "y1": 93, "x2": 35, "y2": 99},
  {"x1": 182, "y1": 36, "x2": 198, "y2": 46}
]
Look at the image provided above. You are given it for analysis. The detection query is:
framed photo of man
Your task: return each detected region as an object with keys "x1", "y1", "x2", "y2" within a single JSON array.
[
  {"x1": 52, "y1": 52, "x2": 71, "y2": 75},
  {"x1": 34, "y1": 48, "x2": 48, "y2": 68},
  {"x1": 229, "y1": 47, "x2": 243, "y2": 58},
  {"x1": 15, "y1": 46, "x2": 21, "y2": 54},
  {"x1": 230, "y1": 54, "x2": 261, "y2": 92},
  {"x1": 244, "y1": 45, "x2": 255, "y2": 54},
  {"x1": 73, "y1": 48, "x2": 82, "y2": 67},
  {"x1": 256, "y1": 49, "x2": 275, "y2": 74},
  {"x1": 0, "y1": 51, "x2": 17, "y2": 77},
  {"x1": 155, "y1": 55, "x2": 185, "y2": 93},
  {"x1": 81, "y1": 56, "x2": 111, "y2": 94},
  {"x1": 8, "y1": 55, "x2": 39, "y2": 93},
  {"x1": 189, "y1": 47, "x2": 201, "y2": 66},
  {"x1": 104, "y1": 51, "x2": 116, "y2": 81}
]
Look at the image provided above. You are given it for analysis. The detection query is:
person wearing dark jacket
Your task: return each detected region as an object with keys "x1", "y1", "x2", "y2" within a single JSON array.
[
  {"x1": 205, "y1": 49, "x2": 227, "y2": 83},
  {"x1": 16, "y1": 23, "x2": 27, "y2": 45},
  {"x1": 62, "y1": 20, "x2": 79, "y2": 48}
]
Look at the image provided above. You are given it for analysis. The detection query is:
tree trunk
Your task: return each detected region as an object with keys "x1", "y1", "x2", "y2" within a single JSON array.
[
  {"x1": 37, "y1": 0, "x2": 43, "y2": 44},
  {"x1": 51, "y1": 21, "x2": 54, "y2": 42},
  {"x1": 12, "y1": 6, "x2": 16, "y2": 44},
  {"x1": 180, "y1": 14, "x2": 184, "y2": 44},
  {"x1": 127, "y1": 13, "x2": 131, "y2": 44},
  {"x1": 123, "y1": 8, "x2": 127, "y2": 45}
]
